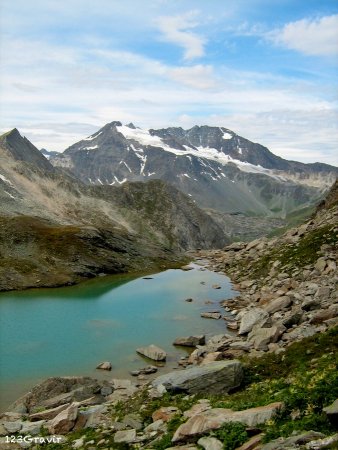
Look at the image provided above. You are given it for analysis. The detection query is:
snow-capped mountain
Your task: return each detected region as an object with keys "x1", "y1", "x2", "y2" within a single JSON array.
[{"x1": 50, "y1": 121, "x2": 338, "y2": 216}]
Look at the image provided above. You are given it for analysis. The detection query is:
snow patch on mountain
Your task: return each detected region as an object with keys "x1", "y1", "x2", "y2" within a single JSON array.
[
  {"x1": 83, "y1": 131, "x2": 102, "y2": 141},
  {"x1": 0, "y1": 173, "x2": 13, "y2": 186},
  {"x1": 83, "y1": 145, "x2": 99, "y2": 150},
  {"x1": 221, "y1": 129, "x2": 233, "y2": 140}
]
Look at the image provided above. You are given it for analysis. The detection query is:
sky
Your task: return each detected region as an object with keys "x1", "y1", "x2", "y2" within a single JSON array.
[{"x1": 0, "y1": 0, "x2": 337, "y2": 165}]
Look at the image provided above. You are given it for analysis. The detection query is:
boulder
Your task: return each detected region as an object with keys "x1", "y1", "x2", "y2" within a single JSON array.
[
  {"x1": 29, "y1": 403, "x2": 70, "y2": 421},
  {"x1": 306, "y1": 434, "x2": 338, "y2": 449},
  {"x1": 198, "y1": 436, "x2": 223, "y2": 450},
  {"x1": 21, "y1": 420, "x2": 45, "y2": 435},
  {"x1": 201, "y1": 312, "x2": 222, "y2": 320},
  {"x1": 172, "y1": 402, "x2": 283, "y2": 442},
  {"x1": 200, "y1": 352, "x2": 223, "y2": 365},
  {"x1": 323, "y1": 398, "x2": 338, "y2": 425},
  {"x1": 310, "y1": 307, "x2": 338, "y2": 324},
  {"x1": 260, "y1": 430, "x2": 325, "y2": 449},
  {"x1": 14, "y1": 377, "x2": 101, "y2": 413},
  {"x1": 315, "y1": 258, "x2": 327, "y2": 272},
  {"x1": 184, "y1": 401, "x2": 211, "y2": 418},
  {"x1": 248, "y1": 324, "x2": 285, "y2": 351},
  {"x1": 131, "y1": 366, "x2": 158, "y2": 376},
  {"x1": 181, "y1": 265, "x2": 194, "y2": 271},
  {"x1": 238, "y1": 308, "x2": 269, "y2": 335},
  {"x1": 122, "y1": 413, "x2": 143, "y2": 430},
  {"x1": 144, "y1": 419, "x2": 166, "y2": 434},
  {"x1": 75, "y1": 405, "x2": 107, "y2": 429},
  {"x1": 48, "y1": 403, "x2": 78, "y2": 434},
  {"x1": 114, "y1": 429, "x2": 137, "y2": 443},
  {"x1": 2, "y1": 421, "x2": 22, "y2": 433},
  {"x1": 173, "y1": 335, "x2": 206, "y2": 347},
  {"x1": 265, "y1": 296, "x2": 292, "y2": 314},
  {"x1": 96, "y1": 361, "x2": 112, "y2": 371},
  {"x1": 136, "y1": 344, "x2": 167, "y2": 361},
  {"x1": 152, "y1": 360, "x2": 243, "y2": 395},
  {"x1": 236, "y1": 433, "x2": 264, "y2": 450}
]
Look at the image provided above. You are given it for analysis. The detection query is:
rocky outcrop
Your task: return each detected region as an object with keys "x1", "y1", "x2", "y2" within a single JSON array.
[{"x1": 152, "y1": 360, "x2": 243, "y2": 395}]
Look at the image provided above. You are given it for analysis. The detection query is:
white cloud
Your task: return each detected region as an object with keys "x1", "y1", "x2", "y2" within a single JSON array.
[
  {"x1": 1, "y1": 34, "x2": 337, "y2": 165},
  {"x1": 268, "y1": 14, "x2": 338, "y2": 56},
  {"x1": 167, "y1": 65, "x2": 216, "y2": 89},
  {"x1": 156, "y1": 12, "x2": 205, "y2": 60}
]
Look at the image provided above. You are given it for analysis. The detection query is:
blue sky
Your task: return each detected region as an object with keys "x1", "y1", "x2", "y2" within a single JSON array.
[{"x1": 0, "y1": 0, "x2": 337, "y2": 164}]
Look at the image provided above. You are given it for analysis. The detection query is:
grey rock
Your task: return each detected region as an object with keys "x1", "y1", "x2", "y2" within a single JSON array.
[
  {"x1": 29, "y1": 403, "x2": 70, "y2": 421},
  {"x1": 77, "y1": 404, "x2": 107, "y2": 429},
  {"x1": 152, "y1": 360, "x2": 243, "y2": 395},
  {"x1": 114, "y1": 429, "x2": 137, "y2": 444},
  {"x1": 260, "y1": 431, "x2": 325, "y2": 449},
  {"x1": 315, "y1": 258, "x2": 327, "y2": 272},
  {"x1": 48, "y1": 402, "x2": 78, "y2": 434},
  {"x1": 21, "y1": 420, "x2": 45, "y2": 435},
  {"x1": 136, "y1": 344, "x2": 167, "y2": 361},
  {"x1": 144, "y1": 419, "x2": 166, "y2": 434},
  {"x1": 122, "y1": 413, "x2": 143, "y2": 430},
  {"x1": 306, "y1": 433, "x2": 338, "y2": 449},
  {"x1": 96, "y1": 361, "x2": 112, "y2": 371},
  {"x1": 173, "y1": 335, "x2": 205, "y2": 347},
  {"x1": 3, "y1": 421, "x2": 22, "y2": 433},
  {"x1": 238, "y1": 308, "x2": 269, "y2": 334},
  {"x1": 100, "y1": 386, "x2": 113, "y2": 396},
  {"x1": 198, "y1": 436, "x2": 223, "y2": 450},
  {"x1": 201, "y1": 312, "x2": 222, "y2": 320},
  {"x1": 265, "y1": 296, "x2": 292, "y2": 314},
  {"x1": 248, "y1": 324, "x2": 285, "y2": 351},
  {"x1": 173, "y1": 402, "x2": 283, "y2": 442}
]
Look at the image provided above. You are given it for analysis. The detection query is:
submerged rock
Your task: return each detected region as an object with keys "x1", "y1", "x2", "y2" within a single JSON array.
[
  {"x1": 96, "y1": 361, "x2": 112, "y2": 371},
  {"x1": 136, "y1": 344, "x2": 167, "y2": 361}
]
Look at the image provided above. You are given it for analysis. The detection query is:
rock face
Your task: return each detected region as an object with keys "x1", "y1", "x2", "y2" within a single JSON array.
[
  {"x1": 136, "y1": 344, "x2": 167, "y2": 361},
  {"x1": 0, "y1": 129, "x2": 229, "y2": 292},
  {"x1": 50, "y1": 121, "x2": 337, "y2": 217},
  {"x1": 152, "y1": 360, "x2": 243, "y2": 395},
  {"x1": 173, "y1": 335, "x2": 206, "y2": 347},
  {"x1": 172, "y1": 402, "x2": 283, "y2": 442}
]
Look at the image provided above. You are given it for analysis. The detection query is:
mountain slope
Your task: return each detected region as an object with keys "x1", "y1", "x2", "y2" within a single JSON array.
[
  {"x1": 0, "y1": 129, "x2": 228, "y2": 291},
  {"x1": 50, "y1": 121, "x2": 337, "y2": 217}
]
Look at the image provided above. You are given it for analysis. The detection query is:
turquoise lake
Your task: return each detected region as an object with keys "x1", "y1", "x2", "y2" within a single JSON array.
[{"x1": 0, "y1": 262, "x2": 237, "y2": 411}]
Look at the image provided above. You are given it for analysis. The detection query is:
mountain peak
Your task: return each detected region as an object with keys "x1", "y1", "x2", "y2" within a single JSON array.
[{"x1": 0, "y1": 128, "x2": 54, "y2": 172}]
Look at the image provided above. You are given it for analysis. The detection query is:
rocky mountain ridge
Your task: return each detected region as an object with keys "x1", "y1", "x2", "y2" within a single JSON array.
[
  {"x1": 49, "y1": 121, "x2": 338, "y2": 217},
  {"x1": 0, "y1": 129, "x2": 228, "y2": 291}
]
